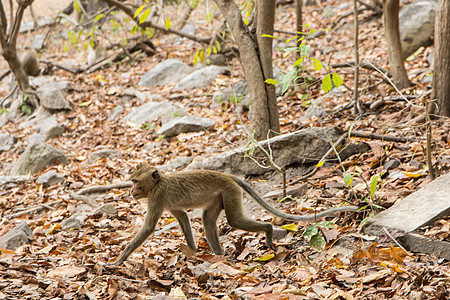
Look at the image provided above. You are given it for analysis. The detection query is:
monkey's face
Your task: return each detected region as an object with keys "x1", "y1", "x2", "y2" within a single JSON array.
[{"x1": 130, "y1": 163, "x2": 161, "y2": 199}]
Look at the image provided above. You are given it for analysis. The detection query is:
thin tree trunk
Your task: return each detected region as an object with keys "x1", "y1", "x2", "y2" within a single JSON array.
[
  {"x1": 295, "y1": 0, "x2": 302, "y2": 59},
  {"x1": 432, "y1": 0, "x2": 450, "y2": 117},
  {"x1": 256, "y1": 0, "x2": 280, "y2": 136},
  {"x1": 214, "y1": 0, "x2": 280, "y2": 140},
  {"x1": 382, "y1": 0, "x2": 409, "y2": 89},
  {"x1": 353, "y1": 0, "x2": 362, "y2": 114}
]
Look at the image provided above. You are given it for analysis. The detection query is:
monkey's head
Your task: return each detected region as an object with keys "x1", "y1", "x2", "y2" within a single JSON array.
[{"x1": 130, "y1": 163, "x2": 161, "y2": 199}]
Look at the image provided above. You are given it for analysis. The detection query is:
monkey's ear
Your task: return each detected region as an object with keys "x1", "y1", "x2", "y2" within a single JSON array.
[{"x1": 151, "y1": 169, "x2": 160, "y2": 182}]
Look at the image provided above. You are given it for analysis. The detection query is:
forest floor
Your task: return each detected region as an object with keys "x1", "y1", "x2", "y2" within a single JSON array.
[{"x1": 0, "y1": 0, "x2": 449, "y2": 299}]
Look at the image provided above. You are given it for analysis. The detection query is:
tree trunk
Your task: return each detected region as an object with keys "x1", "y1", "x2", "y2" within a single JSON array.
[
  {"x1": 295, "y1": 0, "x2": 302, "y2": 59},
  {"x1": 432, "y1": 0, "x2": 450, "y2": 117},
  {"x1": 382, "y1": 0, "x2": 410, "y2": 89},
  {"x1": 214, "y1": 0, "x2": 280, "y2": 140},
  {"x1": 255, "y1": 0, "x2": 280, "y2": 137}
]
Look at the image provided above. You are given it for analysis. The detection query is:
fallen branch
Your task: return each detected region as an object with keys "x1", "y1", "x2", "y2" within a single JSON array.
[
  {"x1": 350, "y1": 131, "x2": 414, "y2": 143},
  {"x1": 331, "y1": 60, "x2": 390, "y2": 76},
  {"x1": 77, "y1": 181, "x2": 132, "y2": 195},
  {"x1": 6, "y1": 200, "x2": 63, "y2": 219}
]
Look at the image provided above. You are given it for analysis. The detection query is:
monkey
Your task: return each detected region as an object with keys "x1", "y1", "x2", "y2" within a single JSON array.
[
  {"x1": 87, "y1": 40, "x2": 106, "y2": 66},
  {"x1": 21, "y1": 46, "x2": 41, "y2": 77},
  {"x1": 112, "y1": 163, "x2": 358, "y2": 265}
]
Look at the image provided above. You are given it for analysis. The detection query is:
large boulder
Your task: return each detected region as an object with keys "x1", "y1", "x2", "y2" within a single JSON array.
[
  {"x1": 399, "y1": 0, "x2": 438, "y2": 59},
  {"x1": 157, "y1": 116, "x2": 215, "y2": 137},
  {"x1": 9, "y1": 142, "x2": 68, "y2": 175},
  {"x1": 173, "y1": 66, "x2": 229, "y2": 91},
  {"x1": 138, "y1": 59, "x2": 194, "y2": 87},
  {"x1": 121, "y1": 101, "x2": 187, "y2": 128},
  {"x1": 187, "y1": 127, "x2": 368, "y2": 175},
  {"x1": 28, "y1": 116, "x2": 65, "y2": 143}
]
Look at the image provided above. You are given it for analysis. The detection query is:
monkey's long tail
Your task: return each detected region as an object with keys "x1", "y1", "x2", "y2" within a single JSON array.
[{"x1": 231, "y1": 176, "x2": 359, "y2": 222}]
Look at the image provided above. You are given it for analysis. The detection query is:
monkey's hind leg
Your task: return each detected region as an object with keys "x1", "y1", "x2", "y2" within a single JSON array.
[
  {"x1": 202, "y1": 199, "x2": 225, "y2": 255},
  {"x1": 223, "y1": 192, "x2": 275, "y2": 251},
  {"x1": 170, "y1": 209, "x2": 197, "y2": 252}
]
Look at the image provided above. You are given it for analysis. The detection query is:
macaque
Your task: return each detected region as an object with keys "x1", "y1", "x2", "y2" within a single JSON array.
[
  {"x1": 113, "y1": 163, "x2": 358, "y2": 265},
  {"x1": 87, "y1": 40, "x2": 106, "y2": 66},
  {"x1": 21, "y1": 46, "x2": 41, "y2": 77}
]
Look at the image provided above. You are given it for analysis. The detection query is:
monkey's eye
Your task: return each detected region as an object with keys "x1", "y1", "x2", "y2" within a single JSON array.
[{"x1": 131, "y1": 179, "x2": 138, "y2": 184}]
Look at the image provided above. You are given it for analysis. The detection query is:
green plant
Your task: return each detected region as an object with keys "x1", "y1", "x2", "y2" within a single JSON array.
[
  {"x1": 264, "y1": 23, "x2": 343, "y2": 99},
  {"x1": 303, "y1": 221, "x2": 337, "y2": 250},
  {"x1": 343, "y1": 170, "x2": 385, "y2": 228}
]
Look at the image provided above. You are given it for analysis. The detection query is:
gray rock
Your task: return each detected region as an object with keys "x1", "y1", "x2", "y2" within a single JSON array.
[
  {"x1": 157, "y1": 116, "x2": 215, "y2": 137},
  {"x1": 0, "y1": 221, "x2": 33, "y2": 250},
  {"x1": 88, "y1": 149, "x2": 119, "y2": 162},
  {"x1": 9, "y1": 142, "x2": 68, "y2": 175},
  {"x1": 121, "y1": 101, "x2": 186, "y2": 128},
  {"x1": 121, "y1": 89, "x2": 164, "y2": 102},
  {"x1": 138, "y1": 59, "x2": 194, "y2": 87},
  {"x1": 61, "y1": 212, "x2": 88, "y2": 229},
  {"x1": 36, "y1": 83, "x2": 71, "y2": 110},
  {"x1": 31, "y1": 34, "x2": 45, "y2": 50},
  {"x1": 0, "y1": 133, "x2": 16, "y2": 152},
  {"x1": 30, "y1": 77, "x2": 73, "y2": 92},
  {"x1": 187, "y1": 127, "x2": 367, "y2": 176},
  {"x1": 92, "y1": 204, "x2": 117, "y2": 215},
  {"x1": 36, "y1": 170, "x2": 64, "y2": 188},
  {"x1": 207, "y1": 54, "x2": 226, "y2": 66},
  {"x1": 160, "y1": 156, "x2": 194, "y2": 172},
  {"x1": 28, "y1": 116, "x2": 65, "y2": 144},
  {"x1": 108, "y1": 105, "x2": 123, "y2": 121},
  {"x1": 399, "y1": 0, "x2": 438, "y2": 59},
  {"x1": 173, "y1": 66, "x2": 229, "y2": 91},
  {"x1": 211, "y1": 81, "x2": 248, "y2": 109}
]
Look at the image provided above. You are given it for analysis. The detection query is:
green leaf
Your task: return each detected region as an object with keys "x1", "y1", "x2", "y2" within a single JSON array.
[
  {"x1": 244, "y1": 18, "x2": 249, "y2": 25},
  {"x1": 293, "y1": 57, "x2": 304, "y2": 67},
  {"x1": 355, "y1": 165, "x2": 363, "y2": 173},
  {"x1": 261, "y1": 34, "x2": 279, "y2": 40},
  {"x1": 280, "y1": 223, "x2": 298, "y2": 232},
  {"x1": 94, "y1": 14, "x2": 105, "y2": 22},
  {"x1": 165, "y1": 17, "x2": 172, "y2": 30},
  {"x1": 139, "y1": 8, "x2": 151, "y2": 24},
  {"x1": 216, "y1": 40, "x2": 221, "y2": 52},
  {"x1": 310, "y1": 234, "x2": 325, "y2": 250},
  {"x1": 311, "y1": 58, "x2": 322, "y2": 71},
  {"x1": 265, "y1": 78, "x2": 279, "y2": 85},
  {"x1": 322, "y1": 74, "x2": 332, "y2": 92},
  {"x1": 303, "y1": 224, "x2": 318, "y2": 239},
  {"x1": 316, "y1": 160, "x2": 325, "y2": 168},
  {"x1": 332, "y1": 73, "x2": 343, "y2": 88},
  {"x1": 343, "y1": 173, "x2": 354, "y2": 187},
  {"x1": 147, "y1": 28, "x2": 155, "y2": 39},
  {"x1": 359, "y1": 212, "x2": 374, "y2": 229},
  {"x1": 193, "y1": 50, "x2": 199, "y2": 65},
  {"x1": 254, "y1": 253, "x2": 275, "y2": 261},
  {"x1": 316, "y1": 221, "x2": 337, "y2": 229},
  {"x1": 207, "y1": 47, "x2": 212, "y2": 55},
  {"x1": 73, "y1": 0, "x2": 81, "y2": 13},
  {"x1": 282, "y1": 68, "x2": 297, "y2": 94},
  {"x1": 370, "y1": 175, "x2": 378, "y2": 197},
  {"x1": 199, "y1": 50, "x2": 204, "y2": 62},
  {"x1": 134, "y1": 4, "x2": 146, "y2": 18}
]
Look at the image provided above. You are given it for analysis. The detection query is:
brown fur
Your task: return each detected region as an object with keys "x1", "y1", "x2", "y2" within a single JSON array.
[
  {"x1": 21, "y1": 47, "x2": 40, "y2": 77},
  {"x1": 112, "y1": 163, "x2": 358, "y2": 265}
]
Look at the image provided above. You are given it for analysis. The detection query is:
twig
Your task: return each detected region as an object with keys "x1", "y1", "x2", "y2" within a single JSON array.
[
  {"x1": 382, "y1": 227, "x2": 408, "y2": 253},
  {"x1": 424, "y1": 97, "x2": 435, "y2": 180},
  {"x1": 77, "y1": 181, "x2": 132, "y2": 195},
  {"x1": 331, "y1": 61, "x2": 390, "y2": 76},
  {"x1": 6, "y1": 200, "x2": 63, "y2": 219},
  {"x1": 350, "y1": 131, "x2": 414, "y2": 143},
  {"x1": 289, "y1": 133, "x2": 347, "y2": 185}
]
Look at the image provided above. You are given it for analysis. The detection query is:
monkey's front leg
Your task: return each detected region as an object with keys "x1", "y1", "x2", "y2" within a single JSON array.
[{"x1": 113, "y1": 205, "x2": 163, "y2": 265}]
